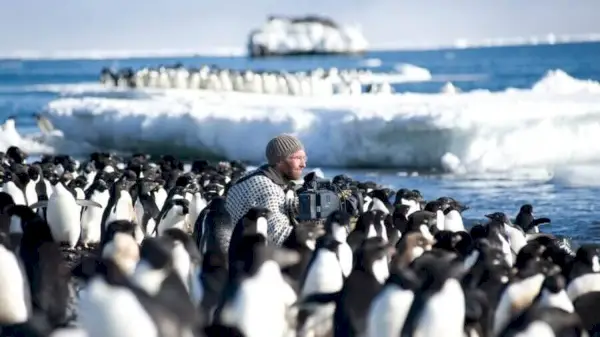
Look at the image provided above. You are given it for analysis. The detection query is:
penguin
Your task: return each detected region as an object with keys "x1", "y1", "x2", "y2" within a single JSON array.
[
  {"x1": 18, "y1": 206, "x2": 71, "y2": 329},
  {"x1": 80, "y1": 179, "x2": 111, "y2": 247},
  {"x1": 400, "y1": 253, "x2": 466, "y2": 337},
  {"x1": 323, "y1": 210, "x2": 353, "y2": 277},
  {"x1": 444, "y1": 205, "x2": 466, "y2": 232},
  {"x1": 393, "y1": 189, "x2": 421, "y2": 217},
  {"x1": 155, "y1": 198, "x2": 190, "y2": 236},
  {"x1": 493, "y1": 242, "x2": 560, "y2": 335},
  {"x1": 296, "y1": 235, "x2": 346, "y2": 337},
  {"x1": 332, "y1": 237, "x2": 391, "y2": 337},
  {"x1": 161, "y1": 228, "x2": 204, "y2": 306},
  {"x1": 194, "y1": 197, "x2": 233, "y2": 257},
  {"x1": 29, "y1": 176, "x2": 101, "y2": 248},
  {"x1": 215, "y1": 234, "x2": 299, "y2": 337},
  {"x1": 365, "y1": 268, "x2": 421, "y2": 337},
  {"x1": 100, "y1": 220, "x2": 140, "y2": 276},
  {"x1": 565, "y1": 245, "x2": 600, "y2": 334},
  {"x1": 515, "y1": 204, "x2": 551, "y2": 234},
  {"x1": 0, "y1": 233, "x2": 31, "y2": 327},
  {"x1": 228, "y1": 207, "x2": 270, "y2": 270},
  {"x1": 280, "y1": 221, "x2": 321, "y2": 288},
  {"x1": 3, "y1": 166, "x2": 28, "y2": 206},
  {"x1": 78, "y1": 258, "x2": 202, "y2": 337},
  {"x1": 133, "y1": 179, "x2": 161, "y2": 238},
  {"x1": 101, "y1": 172, "x2": 138, "y2": 239},
  {"x1": 347, "y1": 211, "x2": 386, "y2": 251},
  {"x1": 391, "y1": 231, "x2": 433, "y2": 272},
  {"x1": 486, "y1": 212, "x2": 528, "y2": 257}
]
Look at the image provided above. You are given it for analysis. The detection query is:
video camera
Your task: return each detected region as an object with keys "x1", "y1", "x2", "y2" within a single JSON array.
[{"x1": 297, "y1": 175, "x2": 363, "y2": 221}]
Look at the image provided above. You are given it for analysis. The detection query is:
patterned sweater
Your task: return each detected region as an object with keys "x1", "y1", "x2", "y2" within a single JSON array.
[{"x1": 225, "y1": 165, "x2": 296, "y2": 245}]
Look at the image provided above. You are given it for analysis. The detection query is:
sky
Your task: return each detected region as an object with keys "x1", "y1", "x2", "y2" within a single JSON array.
[{"x1": 1, "y1": 0, "x2": 599, "y2": 55}]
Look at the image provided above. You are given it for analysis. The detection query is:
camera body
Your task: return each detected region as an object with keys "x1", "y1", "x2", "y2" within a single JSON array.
[{"x1": 297, "y1": 178, "x2": 344, "y2": 221}]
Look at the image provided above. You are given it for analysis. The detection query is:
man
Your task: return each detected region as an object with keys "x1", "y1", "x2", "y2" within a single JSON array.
[{"x1": 225, "y1": 134, "x2": 307, "y2": 245}]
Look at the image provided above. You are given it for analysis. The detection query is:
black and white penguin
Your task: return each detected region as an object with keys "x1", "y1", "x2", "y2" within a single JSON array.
[
  {"x1": 515, "y1": 204, "x2": 551, "y2": 234},
  {"x1": 333, "y1": 237, "x2": 391, "y2": 337},
  {"x1": 0, "y1": 232, "x2": 31, "y2": 328},
  {"x1": 297, "y1": 236, "x2": 346, "y2": 337},
  {"x1": 78, "y1": 258, "x2": 203, "y2": 337},
  {"x1": 400, "y1": 252, "x2": 466, "y2": 337},
  {"x1": 323, "y1": 211, "x2": 353, "y2": 277},
  {"x1": 493, "y1": 242, "x2": 560, "y2": 335},
  {"x1": 228, "y1": 207, "x2": 270, "y2": 269},
  {"x1": 101, "y1": 172, "x2": 138, "y2": 238},
  {"x1": 156, "y1": 198, "x2": 190, "y2": 236},
  {"x1": 565, "y1": 245, "x2": 600, "y2": 334},
  {"x1": 486, "y1": 212, "x2": 528, "y2": 257},
  {"x1": 29, "y1": 174, "x2": 101, "y2": 248},
  {"x1": 133, "y1": 179, "x2": 161, "y2": 239},
  {"x1": 100, "y1": 220, "x2": 140, "y2": 276},
  {"x1": 404, "y1": 210, "x2": 438, "y2": 243},
  {"x1": 17, "y1": 206, "x2": 71, "y2": 329},
  {"x1": 346, "y1": 211, "x2": 387, "y2": 251},
  {"x1": 365, "y1": 268, "x2": 421, "y2": 337},
  {"x1": 281, "y1": 221, "x2": 321, "y2": 288},
  {"x1": 161, "y1": 228, "x2": 204, "y2": 306},
  {"x1": 214, "y1": 234, "x2": 299, "y2": 337},
  {"x1": 3, "y1": 165, "x2": 28, "y2": 206},
  {"x1": 81, "y1": 178, "x2": 111, "y2": 247},
  {"x1": 194, "y1": 197, "x2": 233, "y2": 257},
  {"x1": 391, "y1": 231, "x2": 433, "y2": 272}
]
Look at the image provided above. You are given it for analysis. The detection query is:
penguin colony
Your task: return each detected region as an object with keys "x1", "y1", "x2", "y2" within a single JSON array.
[
  {"x1": 0, "y1": 145, "x2": 598, "y2": 337},
  {"x1": 100, "y1": 65, "x2": 395, "y2": 96}
]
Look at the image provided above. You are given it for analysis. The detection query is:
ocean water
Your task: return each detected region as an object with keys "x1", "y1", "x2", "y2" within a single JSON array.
[{"x1": 1, "y1": 42, "x2": 600, "y2": 243}]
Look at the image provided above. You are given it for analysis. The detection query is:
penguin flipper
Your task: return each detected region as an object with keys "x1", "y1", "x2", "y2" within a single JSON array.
[
  {"x1": 75, "y1": 199, "x2": 102, "y2": 208},
  {"x1": 29, "y1": 201, "x2": 49, "y2": 209}
]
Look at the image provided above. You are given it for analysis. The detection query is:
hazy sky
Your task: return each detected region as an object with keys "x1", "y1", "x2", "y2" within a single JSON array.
[{"x1": 1, "y1": 0, "x2": 599, "y2": 54}]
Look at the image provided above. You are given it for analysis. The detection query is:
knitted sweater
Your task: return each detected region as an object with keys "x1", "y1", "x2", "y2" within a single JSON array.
[{"x1": 225, "y1": 165, "x2": 296, "y2": 245}]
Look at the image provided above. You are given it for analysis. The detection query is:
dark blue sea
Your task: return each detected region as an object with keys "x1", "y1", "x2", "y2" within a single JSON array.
[{"x1": 1, "y1": 42, "x2": 599, "y2": 243}]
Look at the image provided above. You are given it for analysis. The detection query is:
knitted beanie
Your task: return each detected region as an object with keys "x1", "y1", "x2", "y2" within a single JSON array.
[{"x1": 265, "y1": 134, "x2": 305, "y2": 165}]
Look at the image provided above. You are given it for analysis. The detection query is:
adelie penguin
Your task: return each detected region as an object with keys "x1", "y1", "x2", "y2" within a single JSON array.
[
  {"x1": 332, "y1": 237, "x2": 392, "y2": 337},
  {"x1": 80, "y1": 179, "x2": 111, "y2": 247},
  {"x1": 29, "y1": 174, "x2": 102, "y2": 248},
  {"x1": 214, "y1": 234, "x2": 299, "y2": 337},
  {"x1": 565, "y1": 245, "x2": 600, "y2": 335},
  {"x1": 515, "y1": 204, "x2": 551, "y2": 234}
]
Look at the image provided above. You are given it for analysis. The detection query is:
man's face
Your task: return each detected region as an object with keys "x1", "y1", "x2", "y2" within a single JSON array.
[{"x1": 278, "y1": 149, "x2": 307, "y2": 180}]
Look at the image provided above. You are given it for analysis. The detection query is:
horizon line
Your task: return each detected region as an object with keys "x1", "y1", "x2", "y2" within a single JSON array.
[{"x1": 1, "y1": 32, "x2": 599, "y2": 61}]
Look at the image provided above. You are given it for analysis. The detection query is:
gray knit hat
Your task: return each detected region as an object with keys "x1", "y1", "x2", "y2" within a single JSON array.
[{"x1": 265, "y1": 134, "x2": 305, "y2": 165}]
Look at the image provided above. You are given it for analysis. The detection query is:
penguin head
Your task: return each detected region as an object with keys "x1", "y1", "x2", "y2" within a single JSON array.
[
  {"x1": 424, "y1": 200, "x2": 444, "y2": 212},
  {"x1": 11, "y1": 164, "x2": 30, "y2": 187},
  {"x1": 241, "y1": 207, "x2": 271, "y2": 238},
  {"x1": 92, "y1": 179, "x2": 109, "y2": 193},
  {"x1": 406, "y1": 210, "x2": 438, "y2": 242},
  {"x1": 515, "y1": 241, "x2": 561, "y2": 277},
  {"x1": 69, "y1": 175, "x2": 87, "y2": 190},
  {"x1": 485, "y1": 212, "x2": 510, "y2": 225},
  {"x1": 102, "y1": 220, "x2": 137, "y2": 248},
  {"x1": 161, "y1": 227, "x2": 201, "y2": 264},
  {"x1": 325, "y1": 210, "x2": 351, "y2": 242},
  {"x1": 6, "y1": 146, "x2": 27, "y2": 165},
  {"x1": 0, "y1": 192, "x2": 15, "y2": 214},
  {"x1": 168, "y1": 198, "x2": 190, "y2": 217},
  {"x1": 392, "y1": 231, "x2": 433, "y2": 270},
  {"x1": 27, "y1": 164, "x2": 42, "y2": 182},
  {"x1": 236, "y1": 233, "x2": 300, "y2": 276},
  {"x1": 101, "y1": 232, "x2": 140, "y2": 276},
  {"x1": 519, "y1": 204, "x2": 534, "y2": 215},
  {"x1": 574, "y1": 244, "x2": 600, "y2": 273}
]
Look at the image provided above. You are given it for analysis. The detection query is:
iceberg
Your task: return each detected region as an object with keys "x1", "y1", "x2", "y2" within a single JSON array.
[{"x1": 247, "y1": 16, "x2": 368, "y2": 57}]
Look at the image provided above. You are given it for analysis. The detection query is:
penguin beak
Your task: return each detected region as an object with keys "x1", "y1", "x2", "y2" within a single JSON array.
[{"x1": 484, "y1": 214, "x2": 494, "y2": 220}]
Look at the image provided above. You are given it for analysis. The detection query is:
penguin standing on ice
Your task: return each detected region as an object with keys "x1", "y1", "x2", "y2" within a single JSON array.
[
  {"x1": 333, "y1": 237, "x2": 391, "y2": 337},
  {"x1": 133, "y1": 179, "x2": 161, "y2": 238},
  {"x1": 80, "y1": 179, "x2": 111, "y2": 247},
  {"x1": 30, "y1": 175, "x2": 101, "y2": 248}
]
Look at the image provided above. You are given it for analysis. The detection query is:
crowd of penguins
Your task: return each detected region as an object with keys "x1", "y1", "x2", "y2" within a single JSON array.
[{"x1": 0, "y1": 145, "x2": 598, "y2": 337}]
